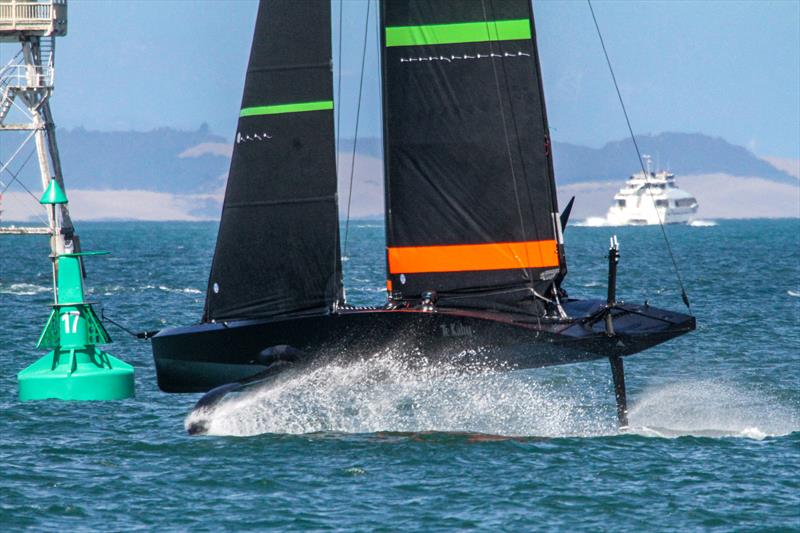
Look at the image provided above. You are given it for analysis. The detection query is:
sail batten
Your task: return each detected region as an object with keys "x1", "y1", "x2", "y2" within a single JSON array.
[
  {"x1": 204, "y1": 0, "x2": 341, "y2": 322},
  {"x1": 380, "y1": 0, "x2": 565, "y2": 312}
]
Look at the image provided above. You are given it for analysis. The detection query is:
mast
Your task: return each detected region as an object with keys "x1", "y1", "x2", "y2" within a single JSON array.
[
  {"x1": 379, "y1": 0, "x2": 565, "y2": 313},
  {"x1": 204, "y1": 0, "x2": 341, "y2": 322}
]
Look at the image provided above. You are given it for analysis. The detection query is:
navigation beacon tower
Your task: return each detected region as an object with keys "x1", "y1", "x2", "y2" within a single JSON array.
[
  {"x1": 1, "y1": 0, "x2": 134, "y2": 400},
  {"x1": 0, "y1": 0, "x2": 68, "y2": 234}
]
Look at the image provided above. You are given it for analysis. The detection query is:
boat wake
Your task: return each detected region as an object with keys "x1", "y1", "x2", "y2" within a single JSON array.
[
  {"x1": 788, "y1": 290, "x2": 800, "y2": 298},
  {"x1": 184, "y1": 353, "x2": 614, "y2": 438},
  {"x1": 573, "y1": 217, "x2": 717, "y2": 228},
  {"x1": 184, "y1": 352, "x2": 799, "y2": 440},
  {"x1": 688, "y1": 219, "x2": 717, "y2": 227},
  {"x1": 626, "y1": 380, "x2": 799, "y2": 440},
  {"x1": 573, "y1": 217, "x2": 611, "y2": 227}
]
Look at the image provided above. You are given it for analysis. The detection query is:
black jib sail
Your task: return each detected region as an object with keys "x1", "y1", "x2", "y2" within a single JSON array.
[
  {"x1": 204, "y1": 0, "x2": 341, "y2": 321},
  {"x1": 380, "y1": 0, "x2": 566, "y2": 312}
]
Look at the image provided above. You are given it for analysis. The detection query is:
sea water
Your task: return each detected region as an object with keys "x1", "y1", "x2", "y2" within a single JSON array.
[{"x1": 1, "y1": 219, "x2": 798, "y2": 530}]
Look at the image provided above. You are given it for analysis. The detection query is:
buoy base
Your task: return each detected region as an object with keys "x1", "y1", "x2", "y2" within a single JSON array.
[{"x1": 18, "y1": 347, "x2": 135, "y2": 401}]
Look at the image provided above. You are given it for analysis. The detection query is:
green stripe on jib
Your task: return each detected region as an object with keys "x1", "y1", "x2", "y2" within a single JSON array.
[
  {"x1": 385, "y1": 19, "x2": 531, "y2": 47},
  {"x1": 240, "y1": 100, "x2": 333, "y2": 117}
]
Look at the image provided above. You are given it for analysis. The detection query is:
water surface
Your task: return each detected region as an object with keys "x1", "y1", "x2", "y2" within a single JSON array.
[{"x1": 1, "y1": 219, "x2": 798, "y2": 530}]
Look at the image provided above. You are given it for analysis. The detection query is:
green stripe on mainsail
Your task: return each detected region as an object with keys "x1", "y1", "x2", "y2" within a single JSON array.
[
  {"x1": 385, "y1": 19, "x2": 531, "y2": 47},
  {"x1": 240, "y1": 100, "x2": 333, "y2": 117}
]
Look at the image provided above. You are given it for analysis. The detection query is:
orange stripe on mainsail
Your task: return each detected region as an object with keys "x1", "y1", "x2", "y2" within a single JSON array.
[{"x1": 387, "y1": 240, "x2": 560, "y2": 274}]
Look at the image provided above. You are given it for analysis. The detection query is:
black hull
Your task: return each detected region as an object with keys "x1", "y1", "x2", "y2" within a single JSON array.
[{"x1": 152, "y1": 299, "x2": 694, "y2": 394}]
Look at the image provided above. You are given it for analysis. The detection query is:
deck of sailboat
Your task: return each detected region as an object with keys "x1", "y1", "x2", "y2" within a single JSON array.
[{"x1": 153, "y1": 300, "x2": 694, "y2": 394}]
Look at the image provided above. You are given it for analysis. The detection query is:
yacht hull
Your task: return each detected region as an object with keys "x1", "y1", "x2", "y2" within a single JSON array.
[
  {"x1": 152, "y1": 299, "x2": 694, "y2": 393},
  {"x1": 606, "y1": 205, "x2": 698, "y2": 226}
]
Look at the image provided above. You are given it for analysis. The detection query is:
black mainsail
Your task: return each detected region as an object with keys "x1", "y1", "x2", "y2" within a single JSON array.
[
  {"x1": 380, "y1": 0, "x2": 565, "y2": 311},
  {"x1": 204, "y1": 0, "x2": 341, "y2": 321}
]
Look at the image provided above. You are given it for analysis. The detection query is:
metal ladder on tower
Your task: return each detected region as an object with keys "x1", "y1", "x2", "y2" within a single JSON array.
[{"x1": 0, "y1": 84, "x2": 15, "y2": 123}]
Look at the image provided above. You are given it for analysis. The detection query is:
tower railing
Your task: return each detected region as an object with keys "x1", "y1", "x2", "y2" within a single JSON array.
[
  {"x1": 0, "y1": 0, "x2": 67, "y2": 36},
  {"x1": 0, "y1": 63, "x2": 53, "y2": 88}
]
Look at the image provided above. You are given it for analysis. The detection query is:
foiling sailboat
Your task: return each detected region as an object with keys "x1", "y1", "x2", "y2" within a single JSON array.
[{"x1": 151, "y1": 0, "x2": 694, "y2": 432}]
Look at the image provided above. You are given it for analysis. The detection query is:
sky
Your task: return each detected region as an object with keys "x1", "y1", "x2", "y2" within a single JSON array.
[{"x1": 2, "y1": 0, "x2": 798, "y2": 159}]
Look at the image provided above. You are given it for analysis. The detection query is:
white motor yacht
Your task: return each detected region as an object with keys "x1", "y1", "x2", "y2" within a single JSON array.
[{"x1": 606, "y1": 157, "x2": 698, "y2": 225}]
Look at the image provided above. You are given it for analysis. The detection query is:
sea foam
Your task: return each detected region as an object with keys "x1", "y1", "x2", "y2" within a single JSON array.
[
  {"x1": 627, "y1": 380, "x2": 799, "y2": 440},
  {"x1": 185, "y1": 353, "x2": 613, "y2": 438},
  {"x1": 0, "y1": 283, "x2": 50, "y2": 296},
  {"x1": 185, "y1": 356, "x2": 799, "y2": 440}
]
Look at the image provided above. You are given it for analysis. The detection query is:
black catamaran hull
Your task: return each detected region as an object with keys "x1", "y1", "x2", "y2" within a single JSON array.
[{"x1": 153, "y1": 300, "x2": 694, "y2": 394}]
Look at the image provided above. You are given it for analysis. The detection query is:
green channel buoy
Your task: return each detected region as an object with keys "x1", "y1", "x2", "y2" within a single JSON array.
[{"x1": 18, "y1": 187, "x2": 134, "y2": 401}]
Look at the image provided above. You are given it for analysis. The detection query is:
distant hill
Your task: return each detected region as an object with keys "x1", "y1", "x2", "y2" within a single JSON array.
[
  {"x1": 2, "y1": 126, "x2": 796, "y2": 221},
  {"x1": 333, "y1": 132, "x2": 797, "y2": 185},
  {"x1": 6, "y1": 127, "x2": 791, "y2": 194},
  {"x1": 551, "y1": 132, "x2": 796, "y2": 185},
  {"x1": 0, "y1": 124, "x2": 231, "y2": 194},
  {"x1": 58, "y1": 124, "x2": 232, "y2": 193}
]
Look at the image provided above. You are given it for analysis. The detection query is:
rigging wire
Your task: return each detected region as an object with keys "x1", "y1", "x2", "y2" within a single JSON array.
[
  {"x1": 587, "y1": 0, "x2": 691, "y2": 311},
  {"x1": 332, "y1": 0, "x2": 345, "y2": 306},
  {"x1": 342, "y1": 0, "x2": 371, "y2": 258},
  {"x1": 100, "y1": 308, "x2": 158, "y2": 340}
]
